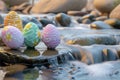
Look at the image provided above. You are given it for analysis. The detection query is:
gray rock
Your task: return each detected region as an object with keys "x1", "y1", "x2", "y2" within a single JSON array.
[
  {"x1": 0, "y1": 15, "x2": 3, "y2": 24},
  {"x1": 90, "y1": 21, "x2": 113, "y2": 29},
  {"x1": 82, "y1": 19, "x2": 92, "y2": 24},
  {"x1": 64, "y1": 34, "x2": 117, "y2": 45},
  {"x1": 77, "y1": 17, "x2": 83, "y2": 23},
  {"x1": 55, "y1": 13, "x2": 71, "y2": 26},
  {"x1": 30, "y1": 17, "x2": 43, "y2": 29},
  {"x1": 22, "y1": 17, "x2": 43, "y2": 29},
  {"x1": 102, "y1": 49, "x2": 119, "y2": 61},
  {"x1": 39, "y1": 18, "x2": 55, "y2": 27},
  {"x1": 21, "y1": 17, "x2": 30, "y2": 27}
]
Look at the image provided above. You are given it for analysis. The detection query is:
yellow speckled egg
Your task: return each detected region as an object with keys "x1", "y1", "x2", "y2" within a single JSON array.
[{"x1": 4, "y1": 11, "x2": 23, "y2": 31}]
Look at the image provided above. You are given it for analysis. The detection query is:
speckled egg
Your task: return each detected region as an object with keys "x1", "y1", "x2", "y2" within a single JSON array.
[
  {"x1": 23, "y1": 22, "x2": 41, "y2": 48},
  {"x1": 4, "y1": 11, "x2": 23, "y2": 31},
  {"x1": 1, "y1": 26, "x2": 24, "y2": 49},
  {"x1": 42, "y1": 24, "x2": 60, "y2": 49}
]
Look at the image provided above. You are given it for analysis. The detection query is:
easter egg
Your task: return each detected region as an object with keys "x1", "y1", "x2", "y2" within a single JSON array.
[
  {"x1": 1, "y1": 26, "x2": 24, "y2": 49},
  {"x1": 23, "y1": 22, "x2": 41, "y2": 48},
  {"x1": 4, "y1": 11, "x2": 23, "y2": 31},
  {"x1": 42, "y1": 24, "x2": 60, "y2": 49}
]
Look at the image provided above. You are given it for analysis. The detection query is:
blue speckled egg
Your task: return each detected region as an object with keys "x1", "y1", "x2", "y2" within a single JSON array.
[
  {"x1": 1, "y1": 26, "x2": 24, "y2": 49},
  {"x1": 42, "y1": 24, "x2": 60, "y2": 49},
  {"x1": 23, "y1": 22, "x2": 41, "y2": 48}
]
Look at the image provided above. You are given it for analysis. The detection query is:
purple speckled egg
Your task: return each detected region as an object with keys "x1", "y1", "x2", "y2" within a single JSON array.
[
  {"x1": 1, "y1": 26, "x2": 24, "y2": 49},
  {"x1": 42, "y1": 24, "x2": 60, "y2": 49}
]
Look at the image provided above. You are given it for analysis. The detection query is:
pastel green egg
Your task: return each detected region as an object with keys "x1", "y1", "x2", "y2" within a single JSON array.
[{"x1": 23, "y1": 22, "x2": 41, "y2": 48}]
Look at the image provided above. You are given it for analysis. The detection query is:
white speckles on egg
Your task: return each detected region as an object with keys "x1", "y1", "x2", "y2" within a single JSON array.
[
  {"x1": 23, "y1": 22, "x2": 41, "y2": 48},
  {"x1": 1, "y1": 26, "x2": 24, "y2": 49}
]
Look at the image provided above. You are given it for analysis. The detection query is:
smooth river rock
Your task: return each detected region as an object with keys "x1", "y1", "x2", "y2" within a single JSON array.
[
  {"x1": 93, "y1": 0, "x2": 120, "y2": 14},
  {"x1": 31, "y1": 0, "x2": 87, "y2": 13},
  {"x1": 104, "y1": 18, "x2": 120, "y2": 29},
  {"x1": 90, "y1": 21, "x2": 113, "y2": 29},
  {"x1": 110, "y1": 4, "x2": 120, "y2": 20},
  {"x1": 65, "y1": 34, "x2": 117, "y2": 45},
  {"x1": 55, "y1": 13, "x2": 71, "y2": 26}
]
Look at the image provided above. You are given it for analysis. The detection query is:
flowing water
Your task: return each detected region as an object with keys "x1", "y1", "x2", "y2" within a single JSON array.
[{"x1": 1, "y1": 28, "x2": 120, "y2": 80}]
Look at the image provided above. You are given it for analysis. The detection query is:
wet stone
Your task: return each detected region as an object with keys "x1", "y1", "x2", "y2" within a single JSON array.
[
  {"x1": 65, "y1": 34, "x2": 117, "y2": 45},
  {"x1": 90, "y1": 21, "x2": 113, "y2": 29},
  {"x1": 95, "y1": 16, "x2": 108, "y2": 21},
  {"x1": 90, "y1": 10, "x2": 101, "y2": 17},
  {"x1": 77, "y1": 17, "x2": 83, "y2": 23},
  {"x1": 104, "y1": 18, "x2": 120, "y2": 29},
  {"x1": 82, "y1": 19, "x2": 92, "y2": 24},
  {"x1": 102, "y1": 49, "x2": 119, "y2": 61},
  {"x1": 67, "y1": 11, "x2": 88, "y2": 16},
  {"x1": 22, "y1": 17, "x2": 43, "y2": 29},
  {"x1": 0, "y1": 15, "x2": 3, "y2": 25},
  {"x1": 22, "y1": 17, "x2": 30, "y2": 27},
  {"x1": 39, "y1": 18, "x2": 55, "y2": 27},
  {"x1": 82, "y1": 14, "x2": 95, "y2": 21},
  {"x1": 55, "y1": 13, "x2": 71, "y2": 26},
  {"x1": 30, "y1": 17, "x2": 43, "y2": 29}
]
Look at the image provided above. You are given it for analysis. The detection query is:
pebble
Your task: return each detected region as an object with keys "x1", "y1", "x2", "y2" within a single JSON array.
[
  {"x1": 30, "y1": 17, "x2": 43, "y2": 29},
  {"x1": 90, "y1": 21, "x2": 113, "y2": 29},
  {"x1": 21, "y1": 17, "x2": 30, "y2": 27},
  {"x1": 82, "y1": 14, "x2": 95, "y2": 21},
  {"x1": 55, "y1": 13, "x2": 71, "y2": 26},
  {"x1": 82, "y1": 19, "x2": 92, "y2": 24},
  {"x1": 90, "y1": 10, "x2": 101, "y2": 17},
  {"x1": 77, "y1": 18, "x2": 83, "y2": 23},
  {"x1": 95, "y1": 16, "x2": 108, "y2": 21},
  {"x1": 67, "y1": 11, "x2": 88, "y2": 16},
  {"x1": 0, "y1": 16, "x2": 3, "y2": 22},
  {"x1": 39, "y1": 18, "x2": 55, "y2": 27},
  {"x1": 22, "y1": 17, "x2": 43, "y2": 29}
]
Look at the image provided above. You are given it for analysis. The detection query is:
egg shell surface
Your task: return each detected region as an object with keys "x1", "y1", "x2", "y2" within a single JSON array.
[
  {"x1": 4, "y1": 11, "x2": 23, "y2": 31},
  {"x1": 42, "y1": 24, "x2": 60, "y2": 49},
  {"x1": 23, "y1": 22, "x2": 41, "y2": 48},
  {"x1": 1, "y1": 26, "x2": 24, "y2": 49}
]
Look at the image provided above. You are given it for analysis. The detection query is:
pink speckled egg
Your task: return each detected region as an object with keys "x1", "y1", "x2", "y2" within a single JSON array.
[
  {"x1": 42, "y1": 24, "x2": 60, "y2": 49},
  {"x1": 1, "y1": 26, "x2": 24, "y2": 49}
]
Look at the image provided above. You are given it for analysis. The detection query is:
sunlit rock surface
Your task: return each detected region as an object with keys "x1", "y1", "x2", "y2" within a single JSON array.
[{"x1": 31, "y1": 0, "x2": 87, "y2": 13}]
